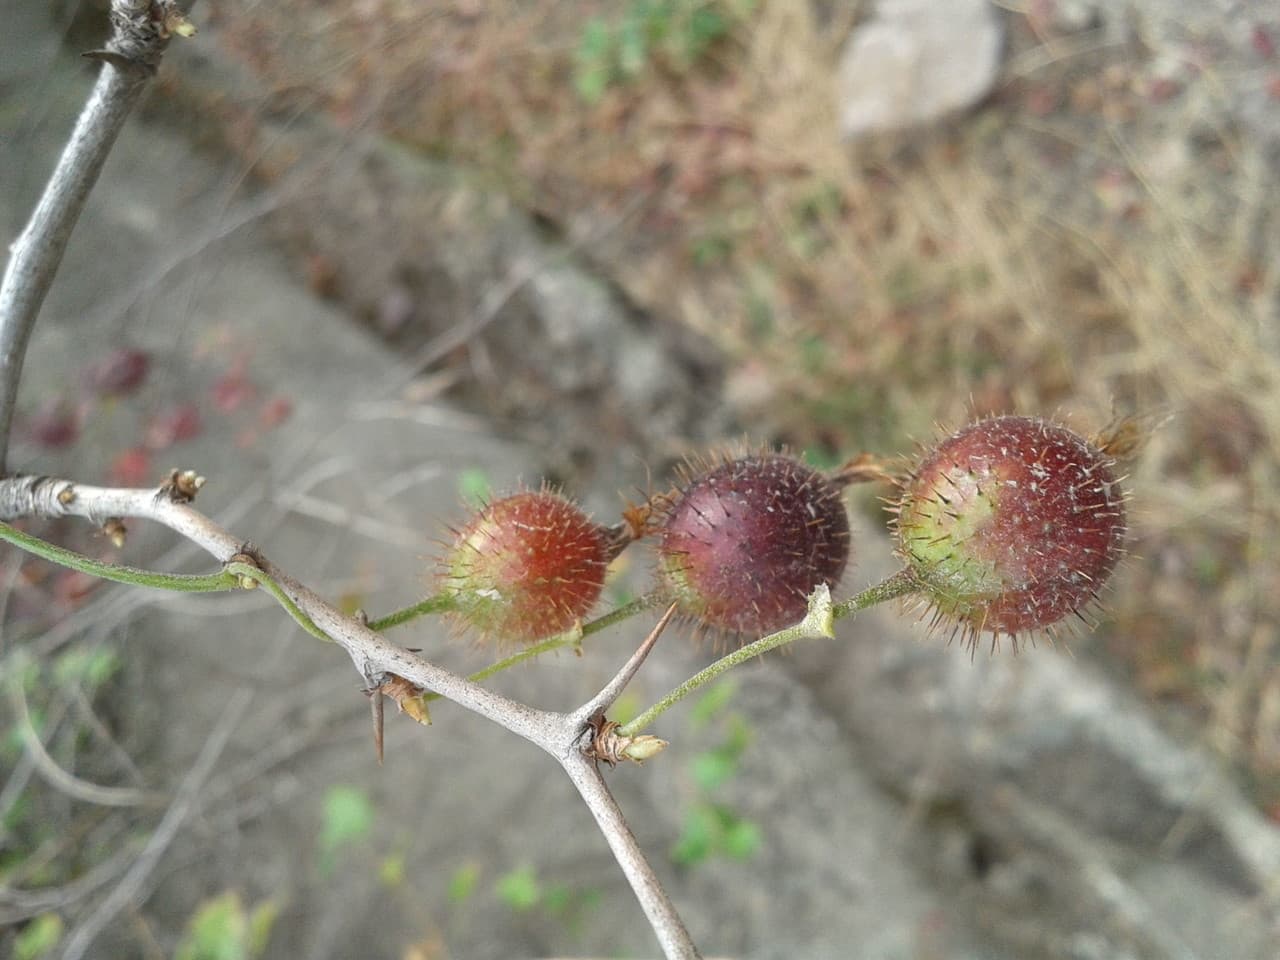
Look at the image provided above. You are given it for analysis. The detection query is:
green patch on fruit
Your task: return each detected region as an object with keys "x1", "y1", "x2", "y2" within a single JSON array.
[
  {"x1": 657, "y1": 549, "x2": 707, "y2": 616},
  {"x1": 898, "y1": 467, "x2": 1003, "y2": 603}
]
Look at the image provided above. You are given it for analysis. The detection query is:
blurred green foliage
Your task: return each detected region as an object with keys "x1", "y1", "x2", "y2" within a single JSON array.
[
  {"x1": 174, "y1": 891, "x2": 279, "y2": 960},
  {"x1": 573, "y1": 0, "x2": 743, "y2": 103},
  {"x1": 671, "y1": 680, "x2": 763, "y2": 866},
  {"x1": 14, "y1": 913, "x2": 63, "y2": 960},
  {"x1": 317, "y1": 784, "x2": 375, "y2": 876}
]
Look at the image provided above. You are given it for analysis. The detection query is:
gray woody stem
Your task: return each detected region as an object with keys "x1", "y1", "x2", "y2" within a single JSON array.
[
  {"x1": 0, "y1": 474, "x2": 700, "y2": 959},
  {"x1": 561, "y1": 751, "x2": 702, "y2": 960},
  {"x1": 0, "y1": 1, "x2": 186, "y2": 473}
]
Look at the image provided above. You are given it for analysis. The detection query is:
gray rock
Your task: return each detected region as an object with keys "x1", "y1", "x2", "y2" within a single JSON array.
[{"x1": 837, "y1": 0, "x2": 1005, "y2": 139}]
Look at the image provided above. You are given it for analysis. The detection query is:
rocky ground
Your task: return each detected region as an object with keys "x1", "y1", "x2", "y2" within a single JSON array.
[{"x1": 2, "y1": 4, "x2": 1279, "y2": 960}]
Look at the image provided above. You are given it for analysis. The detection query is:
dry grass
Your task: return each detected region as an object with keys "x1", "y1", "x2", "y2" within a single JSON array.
[{"x1": 209, "y1": 0, "x2": 1280, "y2": 813}]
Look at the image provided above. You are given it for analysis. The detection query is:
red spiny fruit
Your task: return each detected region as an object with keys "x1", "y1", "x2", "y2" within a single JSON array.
[
  {"x1": 895, "y1": 416, "x2": 1127, "y2": 647},
  {"x1": 440, "y1": 490, "x2": 612, "y2": 646},
  {"x1": 657, "y1": 453, "x2": 851, "y2": 635}
]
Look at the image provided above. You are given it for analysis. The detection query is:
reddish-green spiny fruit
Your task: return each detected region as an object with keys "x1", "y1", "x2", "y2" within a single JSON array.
[
  {"x1": 895, "y1": 416, "x2": 1127, "y2": 646},
  {"x1": 658, "y1": 454, "x2": 851, "y2": 635},
  {"x1": 441, "y1": 491, "x2": 612, "y2": 646}
]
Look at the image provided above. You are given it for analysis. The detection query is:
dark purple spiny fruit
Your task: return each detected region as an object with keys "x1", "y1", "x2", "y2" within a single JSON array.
[
  {"x1": 658, "y1": 454, "x2": 851, "y2": 635},
  {"x1": 895, "y1": 416, "x2": 1126, "y2": 645}
]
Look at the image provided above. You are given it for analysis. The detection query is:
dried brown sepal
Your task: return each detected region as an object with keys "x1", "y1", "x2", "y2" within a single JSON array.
[
  {"x1": 830, "y1": 452, "x2": 899, "y2": 487},
  {"x1": 378, "y1": 675, "x2": 432, "y2": 725},
  {"x1": 163, "y1": 469, "x2": 206, "y2": 503},
  {"x1": 584, "y1": 715, "x2": 668, "y2": 767},
  {"x1": 620, "y1": 499, "x2": 658, "y2": 542},
  {"x1": 367, "y1": 674, "x2": 432, "y2": 764},
  {"x1": 101, "y1": 518, "x2": 127, "y2": 549},
  {"x1": 160, "y1": 10, "x2": 197, "y2": 38},
  {"x1": 1092, "y1": 410, "x2": 1168, "y2": 461}
]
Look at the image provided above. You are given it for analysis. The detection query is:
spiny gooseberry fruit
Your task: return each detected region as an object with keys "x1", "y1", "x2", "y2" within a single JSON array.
[
  {"x1": 440, "y1": 490, "x2": 613, "y2": 646},
  {"x1": 657, "y1": 453, "x2": 851, "y2": 635},
  {"x1": 895, "y1": 416, "x2": 1127, "y2": 648}
]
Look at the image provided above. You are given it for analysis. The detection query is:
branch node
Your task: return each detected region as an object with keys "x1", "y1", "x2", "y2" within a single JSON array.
[
  {"x1": 101, "y1": 518, "x2": 127, "y2": 549},
  {"x1": 163, "y1": 469, "x2": 205, "y2": 503},
  {"x1": 366, "y1": 674, "x2": 432, "y2": 761},
  {"x1": 159, "y1": 9, "x2": 198, "y2": 39},
  {"x1": 226, "y1": 551, "x2": 263, "y2": 590},
  {"x1": 57, "y1": 485, "x2": 77, "y2": 506},
  {"x1": 584, "y1": 715, "x2": 668, "y2": 767},
  {"x1": 802, "y1": 583, "x2": 836, "y2": 639}
]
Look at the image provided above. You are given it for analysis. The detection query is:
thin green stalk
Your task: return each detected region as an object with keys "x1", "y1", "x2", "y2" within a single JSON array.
[
  {"x1": 0, "y1": 519, "x2": 237, "y2": 593},
  {"x1": 225, "y1": 561, "x2": 332, "y2": 644},
  {"x1": 366, "y1": 593, "x2": 457, "y2": 632},
  {"x1": 424, "y1": 593, "x2": 662, "y2": 702},
  {"x1": 620, "y1": 570, "x2": 920, "y2": 736},
  {"x1": 833, "y1": 567, "x2": 918, "y2": 620}
]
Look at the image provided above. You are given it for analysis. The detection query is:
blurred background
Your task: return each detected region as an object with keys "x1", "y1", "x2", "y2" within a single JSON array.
[{"x1": 2, "y1": 1, "x2": 1279, "y2": 958}]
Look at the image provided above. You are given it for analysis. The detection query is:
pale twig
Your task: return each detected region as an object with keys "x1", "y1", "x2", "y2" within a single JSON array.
[
  {"x1": 0, "y1": 0, "x2": 189, "y2": 473},
  {"x1": 560, "y1": 753, "x2": 701, "y2": 960},
  {"x1": 0, "y1": 474, "x2": 557, "y2": 740}
]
